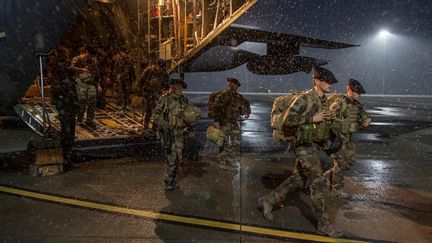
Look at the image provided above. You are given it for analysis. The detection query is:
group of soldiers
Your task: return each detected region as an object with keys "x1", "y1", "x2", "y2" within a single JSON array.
[
  {"x1": 49, "y1": 44, "x2": 169, "y2": 168},
  {"x1": 155, "y1": 68, "x2": 370, "y2": 237},
  {"x1": 257, "y1": 66, "x2": 371, "y2": 237},
  {"x1": 152, "y1": 76, "x2": 250, "y2": 190},
  {"x1": 49, "y1": 43, "x2": 370, "y2": 237}
]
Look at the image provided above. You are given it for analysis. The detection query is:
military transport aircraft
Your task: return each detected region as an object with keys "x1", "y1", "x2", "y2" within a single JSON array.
[{"x1": 0, "y1": 0, "x2": 355, "y2": 144}]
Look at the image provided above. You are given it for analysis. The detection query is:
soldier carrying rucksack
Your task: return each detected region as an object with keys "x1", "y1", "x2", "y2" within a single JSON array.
[
  {"x1": 259, "y1": 66, "x2": 344, "y2": 237},
  {"x1": 207, "y1": 78, "x2": 250, "y2": 172},
  {"x1": 153, "y1": 77, "x2": 201, "y2": 190},
  {"x1": 327, "y1": 79, "x2": 371, "y2": 199},
  {"x1": 138, "y1": 59, "x2": 169, "y2": 129}
]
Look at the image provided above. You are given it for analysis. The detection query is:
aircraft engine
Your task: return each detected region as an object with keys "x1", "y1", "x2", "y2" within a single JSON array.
[{"x1": 183, "y1": 46, "x2": 259, "y2": 72}]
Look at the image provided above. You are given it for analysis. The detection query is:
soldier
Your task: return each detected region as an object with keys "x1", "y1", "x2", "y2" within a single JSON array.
[
  {"x1": 211, "y1": 78, "x2": 251, "y2": 171},
  {"x1": 43, "y1": 45, "x2": 70, "y2": 86},
  {"x1": 71, "y1": 45, "x2": 98, "y2": 128},
  {"x1": 95, "y1": 46, "x2": 110, "y2": 109},
  {"x1": 328, "y1": 79, "x2": 372, "y2": 198},
  {"x1": 113, "y1": 50, "x2": 135, "y2": 112},
  {"x1": 153, "y1": 77, "x2": 189, "y2": 190},
  {"x1": 139, "y1": 59, "x2": 169, "y2": 129},
  {"x1": 51, "y1": 65, "x2": 79, "y2": 168},
  {"x1": 258, "y1": 67, "x2": 343, "y2": 237}
]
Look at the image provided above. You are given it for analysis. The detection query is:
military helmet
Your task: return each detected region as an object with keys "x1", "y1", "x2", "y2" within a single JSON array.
[
  {"x1": 169, "y1": 78, "x2": 187, "y2": 89},
  {"x1": 348, "y1": 78, "x2": 366, "y2": 94},
  {"x1": 227, "y1": 77, "x2": 241, "y2": 87},
  {"x1": 169, "y1": 73, "x2": 187, "y2": 88},
  {"x1": 183, "y1": 104, "x2": 201, "y2": 125},
  {"x1": 312, "y1": 66, "x2": 338, "y2": 84}
]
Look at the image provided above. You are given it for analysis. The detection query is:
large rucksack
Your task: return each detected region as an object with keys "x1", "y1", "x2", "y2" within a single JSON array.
[
  {"x1": 327, "y1": 93, "x2": 347, "y2": 114},
  {"x1": 270, "y1": 91, "x2": 313, "y2": 142},
  {"x1": 207, "y1": 90, "x2": 223, "y2": 119}
]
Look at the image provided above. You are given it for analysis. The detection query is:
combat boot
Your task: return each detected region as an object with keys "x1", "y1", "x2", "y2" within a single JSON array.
[
  {"x1": 257, "y1": 197, "x2": 274, "y2": 221},
  {"x1": 317, "y1": 223, "x2": 344, "y2": 237},
  {"x1": 164, "y1": 180, "x2": 179, "y2": 191},
  {"x1": 217, "y1": 161, "x2": 230, "y2": 170},
  {"x1": 331, "y1": 189, "x2": 350, "y2": 199},
  {"x1": 85, "y1": 121, "x2": 97, "y2": 129}
]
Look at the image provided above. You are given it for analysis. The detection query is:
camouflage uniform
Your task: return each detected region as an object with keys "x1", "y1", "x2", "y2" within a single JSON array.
[
  {"x1": 95, "y1": 47, "x2": 109, "y2": 109},
  {"x1": 46, "y1": 45, "x2": 70, "y2": 86},
  {"x1": 330, "y1": 95, "x2": 371, "y2": 191},
  {"x1": 212, "y1": 89, "x2": 250, "y2": 168},
  {"x1": 71, "y1": 52, "x2": 98, "y2": 125},
  {"x1": 113, "y1": 52, "x2": 135, "y2": 110},
  {"x1": 153, "y1": 90, "x2": 189, "y2": 187},
  {"x1": 260, "y1": 89, "x2": 333, "y2": 229},
  {"x1": 52, "y1": 75, "x2": 79, "y2": 163},
  {"x1": 139, "y1": 63, "x2": 169, "y2": 128}
]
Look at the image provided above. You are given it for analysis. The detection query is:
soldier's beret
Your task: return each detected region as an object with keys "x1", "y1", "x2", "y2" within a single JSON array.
[
  {"x1": 312, "y1": 66, "x2": 338, "y2": 84},
  {"x1": 348, "y1": 78, "x2": 366, "y2": 94},
  {"x1": 227, "y1": 77, "x2": 241, "y2": 87},
  {"x1": 169, "y1": 78, "x2": 187, "y2": 89}
]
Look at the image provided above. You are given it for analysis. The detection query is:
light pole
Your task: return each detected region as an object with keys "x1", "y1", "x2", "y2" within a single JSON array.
[{"x1": 379, "y1": 29, "x2": 390, "y2": 94}]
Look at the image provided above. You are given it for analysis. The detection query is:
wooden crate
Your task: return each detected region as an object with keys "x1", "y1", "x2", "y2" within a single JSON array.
[
  {"x1": 34, "y1": 147, "x2": 63, "y2": 165},
  {"x1": 28, "y1": 139, "x2": 64, "y2": 165}
]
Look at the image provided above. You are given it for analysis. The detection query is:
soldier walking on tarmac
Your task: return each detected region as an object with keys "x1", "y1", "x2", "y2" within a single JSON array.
[
  {"x1": 153, "y1": 77, "x2": 190, "y2": 190},
  {"x1": 258, "y1": 66, "x2": 344, "y2": 237},
  {"x1": 328, "y1": 79, "x2": 372, "y2": 198},
  {"x1": 209, "y1": 78, "x2": 251, "y2": 171}
]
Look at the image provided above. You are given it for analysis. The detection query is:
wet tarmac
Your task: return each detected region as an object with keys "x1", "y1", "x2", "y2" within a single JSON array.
[{"x1": 0, "y1": 94, "x2": 431, "y2": 242}]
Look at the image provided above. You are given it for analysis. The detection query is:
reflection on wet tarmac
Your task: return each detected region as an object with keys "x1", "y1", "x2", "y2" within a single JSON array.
[{"x1": 1, "y1": 95, "x2": 432, "y2": 242}]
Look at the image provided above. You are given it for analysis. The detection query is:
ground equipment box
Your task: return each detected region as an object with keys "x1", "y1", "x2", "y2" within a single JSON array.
[{"x1": 27, "y1": 139, "x2": 64, "y2": 176}]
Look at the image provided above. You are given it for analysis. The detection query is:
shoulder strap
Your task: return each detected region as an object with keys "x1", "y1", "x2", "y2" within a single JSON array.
[
  {"x1": 340, "y1": 95, "x2": 349, "y2": 114},
  {"x1": 303, "y1": 93, "x2": 314, "y2": 115}
]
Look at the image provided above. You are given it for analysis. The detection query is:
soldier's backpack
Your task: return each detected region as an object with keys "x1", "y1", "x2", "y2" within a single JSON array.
[
  {"x1": 270, "y1": 91, "x2": 313, "y2": 142},
  {"x1": 207, "y1": 90, "x2": 223, "y2": 119},
  {"x1": 146, "y1": 76, "x2": 162, "y2": 92},
  {"x1": 327, "y1": 93, "x2": 347, "y2": 114}
]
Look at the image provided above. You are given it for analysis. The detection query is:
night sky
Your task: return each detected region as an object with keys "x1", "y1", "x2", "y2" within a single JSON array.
[{"x1": 187, "y1": 0, "x2": 432, "y2": 95}]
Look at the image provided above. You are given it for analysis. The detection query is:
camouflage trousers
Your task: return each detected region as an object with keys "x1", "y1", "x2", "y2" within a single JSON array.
[
  {"x1": 261, "y1": 145, "x2": 331, "y2": 227},
  {"x1": 331, "y1": 135, "x2": 355, "y2": 190},
  {"x1": 142, "y1": 90, "x2": 157, "y2": 128},
  {"x1": 114, "y1": 75, "x2": 132, "y2": 109},
  {"x1": 218, "y1": 122, "x2": 240, "y2": 166},
  {"x1": 76, "y1": 80, "x2": 96, "y2": 123},
  {"x1": 58, "y1": 111, "x2": 76, "y2": 162},
  {"x1": 164, "y1": 134, "x2": 184, "y2": 183}
]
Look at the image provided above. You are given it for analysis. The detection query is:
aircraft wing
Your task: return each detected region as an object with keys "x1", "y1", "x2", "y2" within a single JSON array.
[
  {"x1": 214, "y1": 24, "x2": 357, "y2": 51},
  {"x1": 182, "y1": 24, "x2": 357, "y2": 75}
]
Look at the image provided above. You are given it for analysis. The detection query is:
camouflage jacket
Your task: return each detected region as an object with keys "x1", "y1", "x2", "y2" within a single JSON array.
[
  {"x1": 45, "y1": 47, "x2": 71, "y2": 85},
  {"x1": 330, "y1": 94, "x2": 371, "y2": 134},
  {"x1": 51, "y1": 78, "x2": 79, "y2": 114},
  {"x1": 113, "y1": 54, "x2": 135, "y2": 81},
  {"x1": 213, "y1": 89, "x2": 251, "y2": 124},
  {"x1": 284, "y1": 89, "x2": 329, "y2": 127},
  {"x1": 154, "y1": 92, "x2": 189, "y2": 133},
  {"x1": 139, "y1": 64, "x2": 169, "y2": 93}
]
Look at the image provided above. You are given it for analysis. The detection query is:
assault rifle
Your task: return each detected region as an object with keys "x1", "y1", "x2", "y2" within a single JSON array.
[{"x1": 162, "y1": 102, "x2": 172, "y2": 154}]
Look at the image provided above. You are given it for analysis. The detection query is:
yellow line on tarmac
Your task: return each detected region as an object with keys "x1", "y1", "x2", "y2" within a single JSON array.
[{"x1": 0, "y1": 185, "x2": 364, "y2": 243}]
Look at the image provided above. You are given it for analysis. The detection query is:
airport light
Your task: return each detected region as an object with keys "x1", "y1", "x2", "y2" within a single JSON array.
[
  {"x1": 378, "y1": 29, "x2": 391, "y2": 94},
  {"x1": 379, "y1": 29, "x2": 391, "y2": 39}
]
